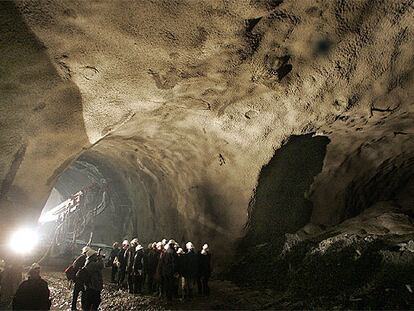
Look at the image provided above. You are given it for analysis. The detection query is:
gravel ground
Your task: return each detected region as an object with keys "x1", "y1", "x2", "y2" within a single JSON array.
[{"x1": 44, "y1": 268, "x2": 277, "y2": 310}]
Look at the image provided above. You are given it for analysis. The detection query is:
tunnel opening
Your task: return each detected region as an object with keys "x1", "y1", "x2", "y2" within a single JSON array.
[
  {"x1": 36, "y1": 152, "x2": 132, "y2": 261},
  {"x1": 226, "y1": 133, "x2": 330, "y2": 287},
  {"x1": 242, "y1": 133, "x2": 330, "y2": 248}
]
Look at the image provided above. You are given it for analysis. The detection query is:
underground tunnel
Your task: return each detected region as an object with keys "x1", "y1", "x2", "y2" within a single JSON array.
[{"x1": 1, "y1": 0, "x2": 414, "y2": 309}]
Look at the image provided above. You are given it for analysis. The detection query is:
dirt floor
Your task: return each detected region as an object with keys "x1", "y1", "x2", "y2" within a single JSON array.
[{"x1": 44, "y1": 268, "x2": 278, "y2": 310}]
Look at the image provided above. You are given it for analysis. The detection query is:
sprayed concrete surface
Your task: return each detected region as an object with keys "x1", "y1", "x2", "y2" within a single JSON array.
[{"x1": 0, "y1": 0, "x2": 414, "y2": 263}]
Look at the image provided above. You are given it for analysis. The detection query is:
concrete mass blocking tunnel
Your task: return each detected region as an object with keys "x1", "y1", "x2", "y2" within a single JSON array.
[{"x1": 1, "y1": 0, "x2": 414, "y2": 280}]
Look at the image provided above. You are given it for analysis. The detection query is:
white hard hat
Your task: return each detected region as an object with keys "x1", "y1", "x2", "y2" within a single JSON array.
[
  {"x1": 82, "y1": 246, "x2": 91, "y2": 254},
  {"x1": 156, "y1": 242, "x2": 162, "y2": 250},
  {"x1": 86, "y1": 248, "x2": 98, "y2": 258},
  {"x1": 177, "y1": 248, "x2": 184, "y2": 255},
  {"x1": 161, "y1": 239, "x2": 167, "y2": 245},
  {"x1": 122, "y1": 240, "x2": 129, "y2": 246},
  {"x1": 186, "y1": 242, "x2": 194, "y2": 250}
]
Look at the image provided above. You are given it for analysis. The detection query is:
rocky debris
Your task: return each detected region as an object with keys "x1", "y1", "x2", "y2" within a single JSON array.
[
  {"x1": 228, "y1": 218, "x2": 414, "y2": 309},
  {"x1": 46, "y1": 271, "x2": 166, "y2": 311},
  {"x1": 43, "y1": 270, "x2": 277, "y2": 310},
  {"x1": 398, "y1": 240, "x2": 414, "y2": 252},
  {"x1": 100, "y1": 285, "x2": 162, "y2": 311}
]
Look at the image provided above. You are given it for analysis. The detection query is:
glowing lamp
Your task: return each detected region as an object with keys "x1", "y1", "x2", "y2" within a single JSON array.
[{"x1": 8, "y1": 228, "x2": 39, "y2": 254}]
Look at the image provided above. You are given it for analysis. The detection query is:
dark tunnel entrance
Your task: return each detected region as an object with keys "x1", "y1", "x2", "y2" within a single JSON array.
[
  {"x1": 227, "y1": 133, "x2": 330, "y2": 286},
  {"x1": 243, "y1": 133, "x2": 330, "y2": 246}
]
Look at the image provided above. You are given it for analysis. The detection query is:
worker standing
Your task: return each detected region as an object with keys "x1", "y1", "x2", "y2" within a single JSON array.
[
  {"x1": 69, "y1": 246, "x2": 89, "y2": 311},
  {"x1": 83, "y1": 248, "x2": 104, "y2": 311},
  {"x1": 12, "y1": 263, "x2": 51, "y2": 310},
  {"x1": 117, "y1": 240, "x2": 129, "y2": 289},
  {"x1": 107, "y1": 242, "x2": 120, "y2": 283}
]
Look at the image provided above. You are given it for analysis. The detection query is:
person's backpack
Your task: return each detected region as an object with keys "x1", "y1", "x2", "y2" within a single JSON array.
[
  {"x1": 64, "y1": 264, "x2": 76, "y2": 281},
  {"x1": 75, "y1": 266, "x2": 90, "y2": 286}
]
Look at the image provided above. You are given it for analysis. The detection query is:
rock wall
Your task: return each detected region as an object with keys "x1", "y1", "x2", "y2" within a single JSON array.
[{"x1": 0, "y1": 0, "x2": 413, "y2": 260}]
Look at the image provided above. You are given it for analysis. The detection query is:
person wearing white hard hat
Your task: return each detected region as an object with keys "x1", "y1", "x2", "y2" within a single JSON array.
[
  {"x1": 117, "y1": 240, "x2": 129, "y2": 289},
  {"x1": 68, "y1": 246, "x2": 90, "y2": 310},
  {"x1": 83, "y1": 248, "x2": 104, "y2": 310},
  {"x1": 158, "y1": 241, "x2": 177, "y2": 301},
  {"x1": 126, "y1": 239, "x2": 138, "y2": 294},
  {"x1": 12, "y1": 263, "x2": 51, "y2": 310},
  {"x1": 154, "y1": 241, "x2": 166, "y2": 298},
  {"x1": 132, "y1": 244, "x2": 145, "y2": 294},
  {"x1": 198, "y1": 243, "x2": 212, "y2": 296},
  {"x1": 183, "y1": 241, "x2": 198, "y2": 299},
  {"x1": 175, "y1": 248, "x2": 186, "y2": 300},
  {"x1": 185, "y1": 242, "x2": 194, "y2": 251}
]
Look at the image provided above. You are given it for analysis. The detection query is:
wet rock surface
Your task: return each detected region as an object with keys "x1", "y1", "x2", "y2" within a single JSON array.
[{"x1": 44, "y1": 269, "x2": 276, "y2": 310}]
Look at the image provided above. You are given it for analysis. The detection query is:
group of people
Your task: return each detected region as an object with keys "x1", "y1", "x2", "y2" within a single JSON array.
[
  {"x1": 109, "y1": 239, "x2": 212, "y2": 300},
  {"x1": 69, "y1": 238, "x2": 212, "y2": 310},
  {"x1": 3, "y1": 238, "x2": 212, "y2": 310}
]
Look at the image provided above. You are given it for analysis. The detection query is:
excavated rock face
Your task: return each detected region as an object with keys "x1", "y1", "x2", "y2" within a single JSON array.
[{"x1": 1, "y1": 0, "x2": 414, "y2": 260}]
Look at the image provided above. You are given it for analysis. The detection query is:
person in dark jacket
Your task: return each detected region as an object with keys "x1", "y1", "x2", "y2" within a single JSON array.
[
  {"x1": 154, "y1": 242, "x2": 164, "y2": 297},
  {"x1": 198, "y1": 244, "x2": 212, "y2": 296},
  {"x1": 176, "y1": 248, "x2": 186, "y2": 300},
  {"x1": 71, "y1": 246, "x2": 89, "y2": 311},
  {"x1": 133, "y1": 244, "x2": 144, "y2": 294},
  {"x1": 183, "y1": 242, "x2": 198, "y2": 299},
  {"x1": 117, "y1": 240, "x2": 129, "y2": 289},
  {"x1": 83, "y1": 249, "x2": 104, "y2": 311},
  {"x1": 159, "y1": 242, "x2": 177, "y2": 301},
  {"x1": 142, "y1": 243, "x2": 151, "y2": 291},
  {"x1": 107, "y1": 242, "x2": 120, "y2": 283},
  {"x1": 126, "y1": 238, "x2": 138, "y2": 294},
  {"x1": 146, "y1": 242, "x2": 159, "y2": 294},
  {"x1": 12, "y1": 263, "x2": 51, "y2": 310}
]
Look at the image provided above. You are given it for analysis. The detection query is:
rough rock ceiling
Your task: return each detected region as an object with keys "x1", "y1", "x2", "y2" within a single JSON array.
[{"x1": 1, "y1": 0, "x2": 413, "y2": 249}]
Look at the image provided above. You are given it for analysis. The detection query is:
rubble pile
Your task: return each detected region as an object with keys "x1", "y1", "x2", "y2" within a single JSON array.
[
  {"x1": 229, "y1": 230, "x2": 414, "y2": 309},
  {"x1": 44, "y1": 270, "x2": 276, "y2": 310},
  {"x1": 46, "y1": 271, "x2": 165, "y2": 311}
]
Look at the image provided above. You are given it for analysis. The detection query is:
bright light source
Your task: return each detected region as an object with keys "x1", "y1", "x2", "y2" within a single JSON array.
[{"x1": 8, "y1": 228, "x2": 39, "y2": 254}]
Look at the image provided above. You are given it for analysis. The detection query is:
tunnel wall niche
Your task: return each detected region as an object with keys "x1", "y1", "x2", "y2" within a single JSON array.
[{"x1": 243, "y1": 134, "x2": 330, "y2": 248}]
